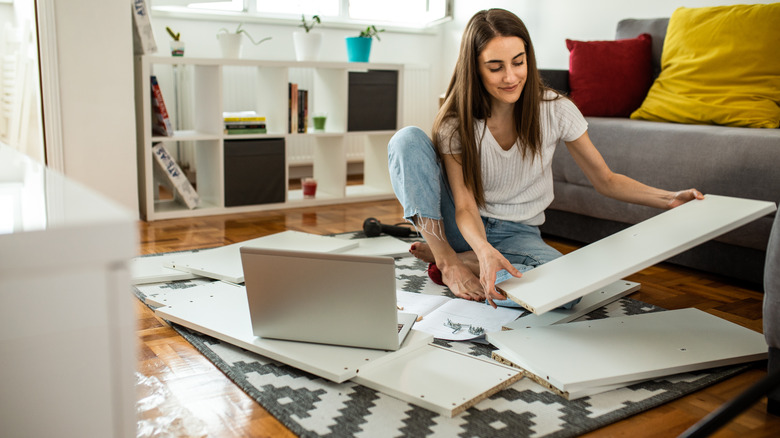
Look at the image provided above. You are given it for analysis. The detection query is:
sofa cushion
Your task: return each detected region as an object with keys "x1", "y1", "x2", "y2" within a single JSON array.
[
  {"x1": 615, "y1": 18, "x2": 669, "y2": 78},
  {"x1": 566, "y1": 34, "x2": 652, "y2": 117},
  {"x1": 631, "y1": 4, "x2": 780, "y2": 129}
]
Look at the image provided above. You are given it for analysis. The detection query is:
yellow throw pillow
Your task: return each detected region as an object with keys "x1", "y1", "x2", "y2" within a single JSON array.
[{"x1": 631, "y1": 3, "x2": 780, "y2": 128}]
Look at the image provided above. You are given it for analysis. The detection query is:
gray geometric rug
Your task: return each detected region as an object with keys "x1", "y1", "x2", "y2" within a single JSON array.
[{"x1": 134, "y1": 232, "x2": 749, "y2": 437}]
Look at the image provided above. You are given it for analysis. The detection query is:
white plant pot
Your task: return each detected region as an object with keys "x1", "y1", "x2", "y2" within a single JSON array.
[
  {"x1": 218, "y1": 33, "x2": 243, "y2": 58},
  {"x1": 293, "y1": 31, "x2": 322, "y2": 61}
]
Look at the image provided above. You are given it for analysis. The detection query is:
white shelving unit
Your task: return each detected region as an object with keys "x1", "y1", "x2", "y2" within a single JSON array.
[{"x1": 134, "y1": 55, "x2": 403, "y2": 221}]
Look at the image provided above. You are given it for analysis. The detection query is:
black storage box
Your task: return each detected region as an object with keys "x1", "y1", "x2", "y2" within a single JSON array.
[
  {"x1": 224, "y1": 138, "x2": 285, "y2": 207},
  {"x1": 347, "y1": 70, "x2": 398, "y2": 131}
]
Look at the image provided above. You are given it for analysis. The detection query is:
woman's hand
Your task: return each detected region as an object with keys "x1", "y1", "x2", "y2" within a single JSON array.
[
  {"x1": 476, "y1": 246, "x2": 522, "y2": 308},
  {"x1": 667, "y1": 189, "x2": 705, "y2": 208}
]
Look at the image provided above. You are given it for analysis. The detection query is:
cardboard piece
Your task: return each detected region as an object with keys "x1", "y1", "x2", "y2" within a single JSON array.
[{"x1": 500, "y1": 196, "x2": 776, "y2": 314}]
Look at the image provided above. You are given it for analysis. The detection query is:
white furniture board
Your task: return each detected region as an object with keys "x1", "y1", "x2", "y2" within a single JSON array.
[
  {"x1": 500, "y1": 195, "x2": 776, "y2": 314},
  {"x1": 491, "y1": 349, "x2": 647, "y2": 400},
  {"x1": 486, "y1": 308, "x2": 767, "y2": 393},
  {"x1": 139, "y1": 278, "x2": 220, "y2": 308},
  {"x1": 153, "y1": 280, "x2": 432, "y2": 383},
  {"x1": 164, "y1": 230, "x2": 359, "y2": 283},
  {"x1": 336, "y1": 235, "x2": 413, "y2": 258},
  {"x1": 354, "y1": 344, "x2": 523, "y2": 417},
  {"x1": 130, "y1": 254, "x2": 199, "y2": 285},
  {"x1": 502, "y1": 280, "x2": 640, "y2": 330}
]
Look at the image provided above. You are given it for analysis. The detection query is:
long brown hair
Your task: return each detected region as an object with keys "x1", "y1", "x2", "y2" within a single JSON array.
[{"x1": 433, "y1": 8, "x2": 552, "y2": 208}]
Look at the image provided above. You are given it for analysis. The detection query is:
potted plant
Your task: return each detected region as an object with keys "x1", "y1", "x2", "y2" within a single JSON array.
[
  {"x1": 293, "y1": 15, "x2": 322, "y2": 61},
  {"x1": 346, "y1": 25, "x2": 384, "y2": 63},
  {"x1": 217, "y1": 23, "x2": 272, "y2": 59},
  {"x1": 166, "y1": 26, "x2": 184, "y2": 57}
]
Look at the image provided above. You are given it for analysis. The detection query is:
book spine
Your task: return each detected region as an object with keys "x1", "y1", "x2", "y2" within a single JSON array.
[
  {"x1": 303, "y1": 89, "x2": 309, "y2": 133},
  {"x1": 289, "y1": 82, "x2": 299, "y2": 133},
  {"x1": 297, "y1": 89, "x2": 304, "y2": 133},
  {"x1": 150, "y1": 76, "x2": 173, "y2": 137},
  {"x1": 151, "y1": 143, "x2": 200, "y2": 209}
]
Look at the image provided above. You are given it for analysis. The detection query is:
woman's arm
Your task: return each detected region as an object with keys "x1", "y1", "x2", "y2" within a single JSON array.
[
  {"x1": 565, "y1": 131, "x2": 704, "y2": 209},
  {"x1": 442, "y1": 154, "x2": 522, "y2": 307}
]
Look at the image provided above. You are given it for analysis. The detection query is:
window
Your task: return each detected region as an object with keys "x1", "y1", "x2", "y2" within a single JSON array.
[{"x1": 152, "y1": 0, "x2": 450, "y2": 29}]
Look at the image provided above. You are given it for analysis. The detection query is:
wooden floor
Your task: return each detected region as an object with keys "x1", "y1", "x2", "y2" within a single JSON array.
[{"x1": 136, "y1": 198, "x2": 780, "y2": 437}]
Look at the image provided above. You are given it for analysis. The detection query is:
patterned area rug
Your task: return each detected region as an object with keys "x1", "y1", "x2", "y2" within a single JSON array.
[{"x1": 134, "y1": 233, "x2": 748, "y2": 437}]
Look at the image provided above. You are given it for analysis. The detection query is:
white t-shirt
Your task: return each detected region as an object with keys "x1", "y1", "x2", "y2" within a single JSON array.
[{"x1": 437, "y1": 92, "x2": 588, "y2": 225}]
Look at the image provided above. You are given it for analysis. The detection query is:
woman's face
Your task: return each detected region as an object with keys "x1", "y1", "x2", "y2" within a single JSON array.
[{"x1": 477, "y1": 36, "x2": 527, "y2": 108}]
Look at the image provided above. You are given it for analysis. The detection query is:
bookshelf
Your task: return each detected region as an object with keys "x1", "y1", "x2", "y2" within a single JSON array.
[{"x1": 134, "y1": 56, "x2": 403, "y2": 221}]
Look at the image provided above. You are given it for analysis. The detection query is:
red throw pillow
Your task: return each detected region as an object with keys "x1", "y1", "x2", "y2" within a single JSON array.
[{"x1": 566, "y1": 33, "x2": 653, "y2": 117}]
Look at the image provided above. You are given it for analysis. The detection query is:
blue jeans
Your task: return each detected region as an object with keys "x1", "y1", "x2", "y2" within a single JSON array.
[{"x1": 388, "y1": 126, "x2": 577, "y2": 309}]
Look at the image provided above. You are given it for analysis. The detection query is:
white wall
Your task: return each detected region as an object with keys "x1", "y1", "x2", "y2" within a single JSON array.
[
  {"x1": 442, "y1": 0, "x2": 778, "y2": 92},
  {"x1": 53, "y1": 0, "x2": 138, "y2": 212}
]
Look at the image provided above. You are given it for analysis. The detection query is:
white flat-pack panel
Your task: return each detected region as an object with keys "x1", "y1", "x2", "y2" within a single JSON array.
[
  {"x1": 164, "y1": 231, "x2": 359, "y2": 283},
  {"x1": 153, "y1": 280, "x2": 431, "y2": 383},
  {"x1": 487, "y1": 308, "x2": 767, "y2": 393},
  {"x1": 504, "y1": 280, "x2": 641, "y2": 330},
  {"x1": 491, "y1": 349, "x2": 647, "y2": 400},
  {"x1": 500, "y1": 196, "x2": 776, "y2": 314},
  {"x1": 130, "y1": 254, "x2": 199, "y2": 285},
  {"x1": 354, "y1": 344, "x2": 522, "y2": 417},
  {"x1": 502, "y1": 280, "x2": 640, "y2": 330},
  {"x1": 337, "y1": 235, "x2": 413, "y2": 258}
]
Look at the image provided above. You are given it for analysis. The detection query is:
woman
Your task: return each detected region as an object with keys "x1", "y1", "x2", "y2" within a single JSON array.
[{"x1": 388, "y1": 8, "x2": 703, "y2": 308}]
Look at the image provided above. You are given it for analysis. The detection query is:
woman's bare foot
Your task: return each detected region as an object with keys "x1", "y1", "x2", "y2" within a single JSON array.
[
  {"x1": 411, "y1": 242, "x2": 485, "y2": 300},
  {"x1": 440, "y1": 263, "x2": 485, "y2": 301},
  {"x1": 411, "y1": 242, "x2": 481, "y2": 275},
  {"x1": 409, "y1": 242, "x2": 436, "y2": 263}
]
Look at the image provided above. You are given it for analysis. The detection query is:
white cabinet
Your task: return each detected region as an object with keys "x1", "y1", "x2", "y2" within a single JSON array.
[
  {"x1": 0, "y1": 145, "x2": 136, "y2": 437},
  {"x1": 134, "y1": 56, "x2": 403, "y2": 221}
]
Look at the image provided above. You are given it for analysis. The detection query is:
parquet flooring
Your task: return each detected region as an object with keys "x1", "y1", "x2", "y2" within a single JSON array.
[{"x1": 136, "y1": 198, "x2": 780, "y2": 437}]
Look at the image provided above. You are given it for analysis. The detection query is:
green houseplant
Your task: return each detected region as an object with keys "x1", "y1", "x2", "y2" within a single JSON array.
[
  {"x1": 293, "y1": 15, "x2": 323, "y2": 61},
  {"x1": 166, "y1": 26, "x2": 184, "y2": 57},
  {"x1": 346, "y1": 25, "x2": 385, "y2": 62},
  {"x1": 217, "y1": 23, "x2": 272, "y2": 58}
]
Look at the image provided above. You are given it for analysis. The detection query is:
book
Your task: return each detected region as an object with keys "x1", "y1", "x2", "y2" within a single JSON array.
[
  {"x1": 152, "y1": 143, "x2": 199, "y2": 209},
  {"x1": 224, "y1": 128, "x2": 268, "y2": 135},
  {"x1": 223, "y1": 111, "x2": 266, "y2": 123},
  {"x1": 288, "y1": 83, "x2": 299, "y2": 133},
  {"x1": 131, "y1": 0, "x2": 157, "y2": 55},
  {"x1": 395, "y1": 291, "x2": 522, "y2": 341},
  {"x1": 224, "y1": 122, "x2": 267, "y2": 129},
  {"x1": 298, "y1": 88, "x2": 309, "y2": 133},
  {"x1": 151, "y1": 76, "x2": 173, "y2": 136}
]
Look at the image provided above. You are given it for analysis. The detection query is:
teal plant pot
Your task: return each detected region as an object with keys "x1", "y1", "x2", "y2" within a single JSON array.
[{"x1": 346, "y1": 37, "x2": 372, "y2": 62}]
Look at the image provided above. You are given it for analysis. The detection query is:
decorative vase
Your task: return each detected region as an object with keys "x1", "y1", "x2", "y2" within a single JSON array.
[
  {"x1": 293, "y1": 31, "x2": 322, "y2": 61},
  {"x1": 218, "y1": 33, "x2": 243, "y2": 58},
  {"x1": 170, "y1": 40, "x2": 185, "y2": 57},
  {"x1": 345, "y1": 37, "x2": 372, "y2": 62}
]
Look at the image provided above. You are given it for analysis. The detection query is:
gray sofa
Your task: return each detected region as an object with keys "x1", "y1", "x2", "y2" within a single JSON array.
[{"x1": 540, "y1": 18, "x2": 780, "y2": 286}]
